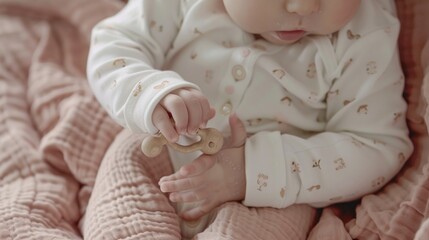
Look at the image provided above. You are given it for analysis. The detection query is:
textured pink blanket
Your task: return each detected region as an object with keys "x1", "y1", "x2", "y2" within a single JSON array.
[{"x1": 1, "y1": 0, "x2": 429, "y2": 239}]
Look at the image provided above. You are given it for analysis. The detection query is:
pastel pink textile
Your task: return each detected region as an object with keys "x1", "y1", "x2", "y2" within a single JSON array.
[{"x1": 0, "y1": 0, "x2": 428, "y2": 239}]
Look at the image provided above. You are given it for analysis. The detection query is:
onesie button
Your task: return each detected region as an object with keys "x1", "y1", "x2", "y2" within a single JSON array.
[
  {"x1": 221, "y1": 101, "x2": 232, "y2": 115},
  {"x1": 232, "y1": 65, "x2": 246, "y2": 81}
]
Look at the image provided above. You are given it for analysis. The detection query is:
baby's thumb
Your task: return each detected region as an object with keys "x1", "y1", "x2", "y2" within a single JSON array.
[{"x1": 228, "y1": 113, "x2": 247, "y2": 148}]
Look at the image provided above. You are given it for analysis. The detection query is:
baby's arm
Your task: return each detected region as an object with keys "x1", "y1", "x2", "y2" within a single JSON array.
[
  {"x1": 244, "y1": 26, "x2": 413, "y2": 208},
  {"x1": 87, "y1": 0, "x2": 212, "y2": 139}
]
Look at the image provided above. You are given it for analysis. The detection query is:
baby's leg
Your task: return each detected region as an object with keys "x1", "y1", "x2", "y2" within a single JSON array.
[
  {"x1": 82, "y1": 129, "x2": 181, "y2": 240},
  {"x1": 194, "y1": 202, "x2": 317, "y2": 240}
]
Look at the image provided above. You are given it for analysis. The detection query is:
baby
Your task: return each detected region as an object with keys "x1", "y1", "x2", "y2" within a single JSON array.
[{"x1": 87, "y1": 0, "x2": 413, "y2": 238}]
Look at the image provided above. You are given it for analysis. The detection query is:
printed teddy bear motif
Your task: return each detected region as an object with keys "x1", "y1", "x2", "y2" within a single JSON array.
[
  {"x1": 343, "y1": 98, "x2": 354, "y2": 106},
  {"x1": 257, "y1": 173, "x2": 269, "y2": 191},
  {"x1": 149, "y1": 20, "x2": 163, "y2": 32},
  {"x1": 312, "y1": 159, "x2": 321, "y2": 170},
  {"x1": 357, "y1": 104, "x2": 368, "y2": 114},
  {"x1": 307, "y1": 185, "x2": 321, "y2": 192},
  {"x1": 334, "y1": 158, "x2": 346, "y2": 171},
  {"x1": 371, "y1": 176, "x2": 386, "y2": 188},
  {"x1": 273, "y1": 69, "x2": 286, "y2": 79},
  {"x1": 366, "y1": 61, "x2": 377, "y2": 75},
  {"x1": 113, "y1": 59, "x2": 126, "y2": 68},
  {"x1": 133, "y1": 83, "x2": 143, "y2": 97},
  {"x1": 394, "y1": 112, "x2": 403, "y2": 122},
  {"x1": 347, "y1": 30, "x2": 361, "y2": 40},
  {"x1": 291, "y1": 161, "x2": 301, "y2": 173},
  {"x1": 154, "y1": 80, "x2": 169, "y2": 90},
  {"x1": 281, "y1": 96, "x2": 292, "y2": 106},
  {"x1": 306, "y1": 63, "x2": 317, "y2": 79}
]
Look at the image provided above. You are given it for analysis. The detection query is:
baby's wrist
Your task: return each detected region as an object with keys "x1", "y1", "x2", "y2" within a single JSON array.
[{"x1": 219, "y1": 146, "x2": 246, "y2": 201}]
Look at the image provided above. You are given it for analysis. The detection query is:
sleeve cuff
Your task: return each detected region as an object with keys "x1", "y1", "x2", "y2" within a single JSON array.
[{"x1": 242, "y1": 131, "x2": 300, "y2": 208}]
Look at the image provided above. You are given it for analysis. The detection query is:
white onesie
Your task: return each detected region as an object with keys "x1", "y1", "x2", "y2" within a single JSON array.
[{"x1": 87, "y1": 0, "x2": 413, "y2": 210}]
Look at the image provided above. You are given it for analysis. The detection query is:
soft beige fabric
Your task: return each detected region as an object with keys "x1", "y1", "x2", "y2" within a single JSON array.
[{"x1": 0, "y1": 0, "x2": 429, "y2": 239}]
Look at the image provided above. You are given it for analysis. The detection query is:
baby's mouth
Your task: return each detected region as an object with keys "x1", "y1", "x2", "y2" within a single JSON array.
[{"x1": 276, "y1": 30, "x2": 306, "y2": 41}]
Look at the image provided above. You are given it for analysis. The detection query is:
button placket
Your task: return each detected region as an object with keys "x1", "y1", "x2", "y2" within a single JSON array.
[{"x1": 217, "y1": 47, "x2": 262, "y2": 117}]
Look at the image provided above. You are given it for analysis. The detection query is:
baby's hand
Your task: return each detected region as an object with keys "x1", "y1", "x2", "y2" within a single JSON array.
[
  {"x1": 159, "y1": 114, "x2": 247, "y2": 220},
  {"x1": 153, "y1": 88, "x2": 216, "y2": 142}
]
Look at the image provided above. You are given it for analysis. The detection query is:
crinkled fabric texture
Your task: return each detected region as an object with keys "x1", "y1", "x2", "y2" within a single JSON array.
[{"x1": 0, "y1": 0, "x2": 428, "y2": 239}]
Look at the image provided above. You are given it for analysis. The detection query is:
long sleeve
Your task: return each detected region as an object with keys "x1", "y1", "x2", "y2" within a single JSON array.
[
  {"x1": 243, "y1": 9, "x2": 413, "y2": 208},
  {"x1": 87, "y1": 0, "x2": 199, "y2": 134}
]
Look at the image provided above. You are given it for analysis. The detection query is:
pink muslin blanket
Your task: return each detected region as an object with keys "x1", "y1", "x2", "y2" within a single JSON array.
[{"x1": 1, "y1": 0, "x2": 429, "y2": 239}]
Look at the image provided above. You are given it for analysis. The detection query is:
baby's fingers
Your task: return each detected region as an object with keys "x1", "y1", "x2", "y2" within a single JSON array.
[
  {"x1": 174, "y1": 89, "x2": 203, "y2": 134},
  {"x1": 179, "y1": 155, "x2": 216, "y2": 176},
  {"x1": 169, "y1": 186, "x2": 212, "y2": 202},
  {"x1": 160, "y1": 94, "x2": 188, "y2": 135},
  {"x1": 152, "y1": 105, "x2": 178, "y2": 142},
  {"x1": 159, "y1": 155, "x2": 216, "y2": 186},
  {"x1": 160, "y1": 176, "x2": 200, "y2": 193},
  {"x1": 159, "y1": 170, "x2": 184, "y2": 183},
  {"x1": 188, "y1": 88, "x2": 215, "y2": 127}
]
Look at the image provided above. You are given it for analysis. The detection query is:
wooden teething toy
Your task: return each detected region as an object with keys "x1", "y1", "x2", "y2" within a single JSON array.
[{"x1": 141, "y1": 128, "x2": 224, "y2": 157}]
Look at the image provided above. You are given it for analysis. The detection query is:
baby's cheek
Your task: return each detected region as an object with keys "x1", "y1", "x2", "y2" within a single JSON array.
[
  {"x1": 233, "y1": 16, "x2": 269, "y2": 34},
  {"x1": 323, "y1": 6, "x2": 357, "y2": 33},
  {"x1": 333, "y1": 1, "x2": 360, "y2": 25}
]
